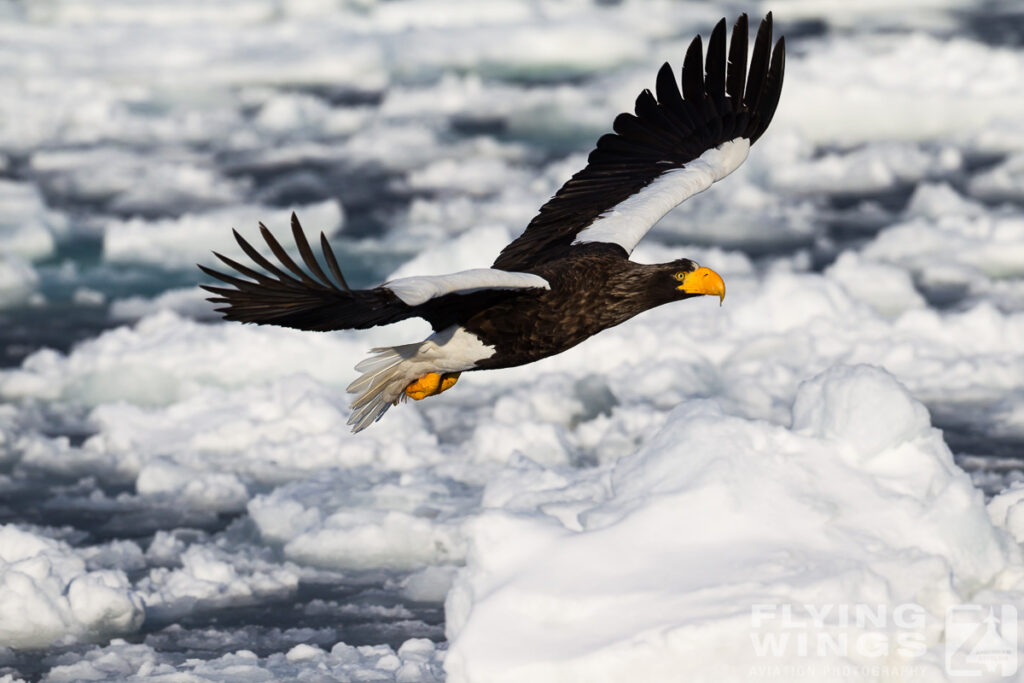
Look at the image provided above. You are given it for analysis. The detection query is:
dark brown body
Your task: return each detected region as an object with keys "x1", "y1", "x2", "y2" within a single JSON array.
[{"x1": 463, "y1": 247, "x2": 697, "y2": 370}]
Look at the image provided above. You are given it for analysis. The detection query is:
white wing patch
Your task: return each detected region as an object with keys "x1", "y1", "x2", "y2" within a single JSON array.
[
  {"x1": 385, "y1": 268, "x2": 550, "y2": 306},
  {"x1": 573, "y1": 137, "x2": 751, "y2": 254}
]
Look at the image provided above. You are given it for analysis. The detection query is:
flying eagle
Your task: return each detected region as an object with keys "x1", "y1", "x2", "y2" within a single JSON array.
[{"x1": 200, "y1": 14, "x2": 785, "y2": 432}]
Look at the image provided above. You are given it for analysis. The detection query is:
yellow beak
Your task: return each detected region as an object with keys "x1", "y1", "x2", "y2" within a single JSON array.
[{"x1": 677, "y1": 266, "x2": 726, "y2": 304}]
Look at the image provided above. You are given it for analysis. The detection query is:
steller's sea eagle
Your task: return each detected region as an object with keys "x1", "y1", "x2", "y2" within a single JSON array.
[{"x1": 200, "y1": 13, "x2": 785, "y2": 432}]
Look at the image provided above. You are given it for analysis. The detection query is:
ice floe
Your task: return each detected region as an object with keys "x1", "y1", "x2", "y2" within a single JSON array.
[{"x1": 0, "y1": 525, "x2": 144, "y2": 650}]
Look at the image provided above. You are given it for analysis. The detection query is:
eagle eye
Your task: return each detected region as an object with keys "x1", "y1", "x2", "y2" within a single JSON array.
[{"x1": 673, "y1": 271, "x2": 687, "y2": 281}]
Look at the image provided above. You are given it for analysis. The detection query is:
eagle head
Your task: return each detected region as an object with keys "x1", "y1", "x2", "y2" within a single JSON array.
[{"x1": 668, "y1": 261, "x2": 725, "y2": 304}]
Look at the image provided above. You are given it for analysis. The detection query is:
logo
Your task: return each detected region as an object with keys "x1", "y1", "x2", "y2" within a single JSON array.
[
  {"x1": 945, "y1": 605, "x2": 1018, "y2": 678},
  {"x1": 747, "y1": 603, "x2": 1019, "y2": 680}
]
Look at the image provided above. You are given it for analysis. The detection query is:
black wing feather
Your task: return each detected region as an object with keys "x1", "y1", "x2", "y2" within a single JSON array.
[
  {"x1": 493, "y1": 13, "x2": 784, "y2": 271},
  {"x1": 232, "y1": 229, "x2": 303, "y2": 287},
  {"x1": 705, "y1": 19, "x2": 728, "y2": 106},
  {"x1": 744, "y1": 13, "x2": 773, "y2": 119},
  {"x1": 258, "y1": 223, "x2": 326, "y2": 290},
  {"x1": 320, "y1": 231, "x2": 353, "y2": 293},
  {"x1": 681, "y1": 35, "x2": 705, "y2": 104},
  {"x1": 199, "y1": 214, "x2": 435, "y2": 332},
  {"x1": 290, "y1": 214, "x2": 336, "y2": 289},
  {"x1": 727, "y1": 13, "x2": 749, "y2": 113}
]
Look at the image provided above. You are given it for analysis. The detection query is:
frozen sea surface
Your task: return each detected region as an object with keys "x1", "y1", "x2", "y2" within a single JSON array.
[{"x1": 3, "y1": 0, "x2": 1024, "y2": 681}]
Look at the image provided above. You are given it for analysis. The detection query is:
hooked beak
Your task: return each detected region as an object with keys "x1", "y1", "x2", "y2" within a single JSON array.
[{"x1": 677, "y1": 266, "x2": 726, "y2": 305}]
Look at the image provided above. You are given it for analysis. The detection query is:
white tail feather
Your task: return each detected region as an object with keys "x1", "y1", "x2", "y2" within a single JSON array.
[
  {"x1": 346, "y1": 344, "x2": 424, "y2": 432},
  {"x1": 346, "y1": 325, "x2": 495, "y2": 433}
]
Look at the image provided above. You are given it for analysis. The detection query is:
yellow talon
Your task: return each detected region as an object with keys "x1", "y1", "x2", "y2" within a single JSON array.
[
  {"x1": 404, "y1": 372, "x2": 461, "y2": 401},
  {"x1": 405, "y1": 373, "x2": 442, "y2": 400}
]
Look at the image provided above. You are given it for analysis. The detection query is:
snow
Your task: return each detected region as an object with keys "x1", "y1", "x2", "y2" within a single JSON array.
[
  {"x1": 968, "y1": 153, "x2": 1024, "y2": 202},
  {"x1": 137, "y1": 544, "x2": 299, "y2": 620},
  {"x1": 30, "y1": 147, "x2": 252, "y2": 217},
  {"x1": 990, "y1": 485, "x2": 1024, "y2": 544},
  {"x1": 0, "y1": 180, "x2": 65, "y2": 262},
  {"x1": 0, "y1": 257, "x2": 40, "y2": 309},
  {"x1": 445, "y1": 367, "x2": 1023, "y2": 682},
  {"x1": 0, "y1": 525, "x2": 144, "y2": 649},
  {"x1": 825, "y1": 252, "x2": 927, "y2": 318},
  {"x1": 2, "y1": 0, "x2": 1024, "y2": 680},
  {"x1": 38, "y1": 638, "x2": 444, "y2": 682},
  {"x1": 109, "y1": 286, "x2": 215, "y2": 321},
  {"x1": 776, "y1": 33, "x2": 1024, "y2": 148},
  {"x1": 771, "y1": 143, "x2": 962, "y2": 196},
  {"x1": 104, "y1": 199, "x2": 344, "y2": 268}
]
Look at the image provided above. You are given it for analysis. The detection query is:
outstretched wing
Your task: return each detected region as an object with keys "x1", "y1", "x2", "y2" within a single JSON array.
[
  {"x1": 493, "y1": 13, "x2": 785, "y2": 271},
  {"x1": 200, "y1": 214, "x2": 549, "y2": 332}
]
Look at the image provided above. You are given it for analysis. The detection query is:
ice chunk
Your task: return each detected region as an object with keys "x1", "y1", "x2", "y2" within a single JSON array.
[
  {"x1": 825, "y1": 252, "x2": 926, "y2": 318},
  {"x1": 399, "y1": 565, "x2": 460, "y2": 603},
  {"x1": 0, "y1": 525, "x2": 144, "y2": 650},
  {"x1": 904, "y1": 182, "x2": 986, "y2": 220},
  {"x1": 249, "y1": 470, "x2": 470, "y2": 571},
  {"x1": 0, "y1": 180, "x2": 65, "y2": 261},
  {"x1": 137, "y1": 545, "x2": 299, "y2": 620},
  {"x1": 968, "y1": 153, "x2": 1024, "y2": 201},
  {"x1": 136, "y1": 458, "x2": 249, "y2": 513},
  {"x1": 989, "y1": 484, "x2": 1024, "y2": 543},
  {"x1": 0, "y1": 256, "x2": 40, "y2": 309}
]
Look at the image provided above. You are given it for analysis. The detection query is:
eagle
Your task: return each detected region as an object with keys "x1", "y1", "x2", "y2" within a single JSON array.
[{"x1": 200, "y1": 14, "x2": 785, "y2": 432}]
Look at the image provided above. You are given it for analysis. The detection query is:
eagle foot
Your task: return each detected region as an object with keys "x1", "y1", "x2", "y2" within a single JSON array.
[{"x1": 405, "y1": 372, "x2": 461, "y2": 401}]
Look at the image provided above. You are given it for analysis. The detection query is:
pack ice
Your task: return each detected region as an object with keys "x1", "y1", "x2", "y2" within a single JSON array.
[{"x1": 2, "y1": 0, "x2": 1024, "y2": 680}]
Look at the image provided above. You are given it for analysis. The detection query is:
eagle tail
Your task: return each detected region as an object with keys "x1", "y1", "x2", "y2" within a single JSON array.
[{"x1": 345, "y1": 343, "x2": 427, "y2": 432}]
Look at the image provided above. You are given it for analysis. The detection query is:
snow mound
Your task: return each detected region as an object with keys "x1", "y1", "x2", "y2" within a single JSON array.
[
  {"x1": 0, "y1": 525, "x2": 144, "y2": 650},
  {"x1": 445, "y1": 366, "x2": 1024, "y2": 682}
]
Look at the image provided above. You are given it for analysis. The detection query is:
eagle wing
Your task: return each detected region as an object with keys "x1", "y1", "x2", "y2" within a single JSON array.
[
  {"x1": 493, "y1": 13, "x2": 785, "y2": 271},
  {"x1": 200, "y1": 214, "x2": 549, "y2": 332}
]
